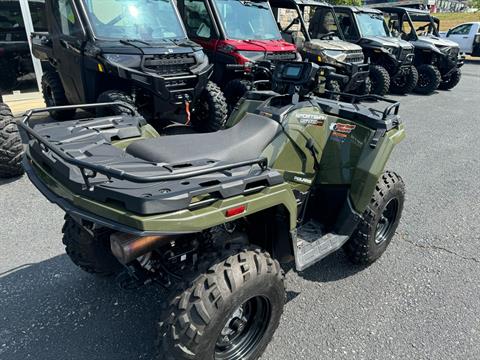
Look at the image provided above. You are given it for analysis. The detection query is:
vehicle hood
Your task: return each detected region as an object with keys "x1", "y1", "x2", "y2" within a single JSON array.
[
  {"x1": 97, "y1": 39, "x2": 203, "y2": 56},
  {"x1": 304, "y1": 39, "x2": 362, "y2": 52},
  {"x1": 222, "y1": 39, "x2": 297, "y2": 53},
  {"x1": 416, "y1": 35, "x2": 459, "y2": 49},
  {"x1": 362, "y1": 36, "x2": 413, "y2": 49}
]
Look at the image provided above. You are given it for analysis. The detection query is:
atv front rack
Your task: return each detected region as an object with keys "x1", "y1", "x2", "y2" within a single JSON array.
[{"x1": 18, "y1": 104, "x2": 278, "y2": 215}]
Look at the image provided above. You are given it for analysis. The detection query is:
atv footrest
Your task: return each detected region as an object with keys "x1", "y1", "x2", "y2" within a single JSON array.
[{"x1": 293, "y1": 220, "x2": 349, "y2": 271}]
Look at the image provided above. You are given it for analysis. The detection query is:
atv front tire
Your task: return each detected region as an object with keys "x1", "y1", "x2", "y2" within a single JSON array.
[
  {"x1": 192, "y1": 81, "x2": 228, "y2": 132},
  {"x1": 369, "y1": 65, "x2": 390, "y2": 96},
  {"x1": 62, "y1": 215, "x2": 123, "y2": 276},
  {"x1": 414, "y1": 64, "x2": 441, "y2": 95},
  {"x1": 157, "y1": 247, "x2": 285, "y2": 360},
  {"x1": 438, "y1": 68, "x2": 461, "y2": 90},
  {"x1": 344, "y1": 171, "x2": 405, "y2": 265},
  {"x1": 41, "y1": 71, "x2": 76, "y2": 120},
  {"x1": 390, "y1": 65, "x2": 418, "y2": 95},
  {"x1": 96, "y1": 90, "x2": 138, "y2": 117},
  {"x1": 0, "y1": 103, "x2": 24, "y2": 178}
]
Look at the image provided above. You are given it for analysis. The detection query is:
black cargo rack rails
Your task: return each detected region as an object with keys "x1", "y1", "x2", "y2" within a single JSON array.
[{"x1": 17, "y1": 103, "x2": 269, "y2": 190}]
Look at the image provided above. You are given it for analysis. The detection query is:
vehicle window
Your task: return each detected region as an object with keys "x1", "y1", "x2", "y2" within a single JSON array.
[
  {"x1": 52, "y1": 0, "x2": 82, "y2": 36},
  {"x1": 84, "y1": 0, "x2": 186, "y2": 41},
  {"x1": 213, "y1": 0, "x2": 281, "y2": 40},
  {"x1": 356, "y1": 12, "x2": 389, "y2": 37},
  {"x1": 307, "y1": 7, "x2": 341, "y2": 39},
  {"x1": 385, "y1": 13, "x2": 413, "y2": 40},
  {"x1": 336, "y1": 11, "x2": 359, "y2": 41},
  {"x1": 183, "y1": 0, "x2": 215, "y2": 39},
  {"x1": 450, "y1": 24, "x2": 473, "y2": 35},
  {"x1": 0, "y1": 0, "x2": 47, "y2": 41},
  {"x1": 277, "y1": 8, "x2": 302, "y2": 33}
]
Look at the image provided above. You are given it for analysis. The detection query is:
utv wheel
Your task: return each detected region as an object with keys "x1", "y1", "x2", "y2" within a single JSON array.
[
  {"x1": 355, "y1": 77, "x2": 371, "y2": 95},
  {"x1": 192, "y1": 81, "x2": 228, "y2": 132},
  {"x1": 42, "y1": 71, "x2": 76, "y2": 120},
  {"x1": 156, "y1": 247, "x2": 285, "y2": 360},
  {"x1": 62, "y1": 215, "x2": 123, "y2": 276},
  {"x1": 369, "y1": 65, "x2": 390, "y2": 96},
  {"x1": 0, "y1": 103, "x2": 24, "y2": 178},
  {"x1": 390, "y1": 65, "x2": 418, "y2": 95},
  {"x1": 326, "y1": 80, "x2": 341, "y2": 100},
  {"x1": 438, "y1": 68, "x2": 461, "y2": 90},
  {"x1": 413, "y1": 64, "x2": 441, "y2": 95},
  {"x1": 344, "y1": 171, "x2": 405, "y2": 265},
  {"x1": 96, "y1": 90, "x2": 138, "y2": 117},
  {"x1": 224, "y1": 79, "x2": 250, "y2": 114},
  {"x1": 0, "y1": 58, "x2": 18, "y2": 92}
]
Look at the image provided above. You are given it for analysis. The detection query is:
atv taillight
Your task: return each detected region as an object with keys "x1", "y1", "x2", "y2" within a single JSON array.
[{"x1": 226, "y1": 205, "x2": 246, "y2": 217}]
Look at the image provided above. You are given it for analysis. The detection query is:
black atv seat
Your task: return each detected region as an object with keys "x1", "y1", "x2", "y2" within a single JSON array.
[{"x1": 126, "y1": 114, "x2": 281, "y2": 165}]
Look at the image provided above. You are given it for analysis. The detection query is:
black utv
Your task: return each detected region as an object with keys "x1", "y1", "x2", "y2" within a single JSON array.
[
  {"x1": 270, "y1": 0, "x2": 371, "y2": 95},
  {"x1": 0, "y1": 0, "x2": 46, "y2": 92},
  {"x1": 334, "y1": 6, "x2": 417, "y2": 96},
  {"x1": 31, "y1": 0, "x2": 227, "y2": 132},
  {"x1": 377, "y1": 7, "x2": 463, "y2": 94}
]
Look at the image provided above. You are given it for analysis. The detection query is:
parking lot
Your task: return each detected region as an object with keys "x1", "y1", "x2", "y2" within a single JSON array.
[{"x1": 0, "y1": 62, "x2": 479, "y2": 360}]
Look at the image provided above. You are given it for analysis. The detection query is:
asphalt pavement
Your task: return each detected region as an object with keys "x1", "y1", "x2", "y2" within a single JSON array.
[{"x1": 1, "y1": 63, "x2": 479, "y2": 360}]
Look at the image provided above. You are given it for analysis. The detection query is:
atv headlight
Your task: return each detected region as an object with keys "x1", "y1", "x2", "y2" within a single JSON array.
[
  {"x1": 323, "y1": 50, "x2": 347, "y2": 62},
  {"x1": 103, "y1": 54, "x2": 142, "y2": 68},
  {"x1": 237, "y1": 51, "x2": 265, "y2": 62},
  {"x1": 193, "y1": 50, "x2": 208, "y2": 65}
]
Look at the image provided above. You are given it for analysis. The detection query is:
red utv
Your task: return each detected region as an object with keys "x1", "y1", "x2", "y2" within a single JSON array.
[{"x1": 176, "y1": 0, "x2": 300, "y2": 108}]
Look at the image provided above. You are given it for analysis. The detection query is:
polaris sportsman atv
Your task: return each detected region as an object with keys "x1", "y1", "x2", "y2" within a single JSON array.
[
  {"x1": 377, "y1": 7, "x2": 463, "y2": 94},
  {"x1": 270, "y1": 0, "x2": 371, "y2": 95},
  {"x1": 0, "y1": 99, "x2": 24, "y2": 178},
  {"x1": 31, "y1": 0, "x2": 227, "y2": 132},
  {"x1": 176, "y1": 0, "x2": 299, "y2": 108},
  {"x1": 18, "y1": 61, "x2": 405, "y2": 360},
  {"x1": 334, "y1": 6, "x2": 417, "y2": 96}
]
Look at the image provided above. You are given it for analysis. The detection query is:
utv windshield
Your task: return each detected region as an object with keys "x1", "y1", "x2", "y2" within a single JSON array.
[
  {"x1": 306, "y1": 7, "x2": 342, "y2": 39},
  {"x1": 84, "y1": 0, "x2": 186, "y2": 41},
  {"x1": 213, "y1": 0, "x2": 281, "y2": 40},
  {"x1": 410, "y1": 14, "x2": 439, "y2": 36},
  {"x1": 356, "y1": 12, "x2": 389, "y2": 37}
]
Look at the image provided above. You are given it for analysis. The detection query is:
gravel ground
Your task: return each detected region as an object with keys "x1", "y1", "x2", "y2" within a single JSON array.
[{"x1": 1, "y1": 63, "x2": 479, "y2": 360}]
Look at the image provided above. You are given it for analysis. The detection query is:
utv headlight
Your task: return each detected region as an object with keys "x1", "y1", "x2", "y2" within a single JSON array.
[
  {"x1": 193, "y1": 50, "x2": 208, "y2": 65},
  {"x1": 103, "y1": 54, "x2": 142, "y2": 68},
  {"x1": 237, "y1": 51, "x2": 265, "y2": 62},
  {"x1": 323, "y1": 49, "x2": 347, "y2": 62},
  {"x1": 384, "y1": 47, "x2": 395, "y2": 54}
]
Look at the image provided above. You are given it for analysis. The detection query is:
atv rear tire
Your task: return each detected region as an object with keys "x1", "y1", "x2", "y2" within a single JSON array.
[
  {"x1": 96, "y1": 90, "x2": 138, "y2": 117},
  {"x1": 62, "y1": 215, "x2": 123, "y2": 276},
  {"x1": 0, "y1": 58, "x2": 18, "y2": 92},
  {"x1": 224, "y1": 79, "x2": 250, "y2": 114},
  {"x1": 344, "y1": 171, "x2": 405, "y2": 265},
  {"x1": 438, "y1": 68, "x2": 461, "y2": 90},
  {"x1": 326, "y1": 79, "x2": 341, "y2": 100},
  {"x1": 41, "y1": 71, "x2": 76, "y2": 120},
  {"x1": 0, "y1": 103, "x2": 24, "y2": 178},
  {"x1": 390, "y1": 65, "x2": 418, "y2": 95},
  {"x1": 414, "y1": 64, "x2": 441, "y2": 95},
  {"x1": 156, "y1": 247, "x2": 285, "y2": 360},
  {"x1": 369, "y1": 65, "x2": 390, "y2": 96},
  {"x1": 192, "y1": 81, "x2": 227, "y2": 132}
]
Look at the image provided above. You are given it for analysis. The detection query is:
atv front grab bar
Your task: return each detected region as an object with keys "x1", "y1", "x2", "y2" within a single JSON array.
[
  {"x1": 323, "y1": 92, "x2": 400, "y2": 120},
  {"x1": 18, "y1": 103, "x2": 268, "y2": 188}
]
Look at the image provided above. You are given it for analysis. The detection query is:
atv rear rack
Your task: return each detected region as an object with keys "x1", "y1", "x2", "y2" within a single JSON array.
[{"x1": 18, "y1": 103, "x2": 269, "y2": 191}]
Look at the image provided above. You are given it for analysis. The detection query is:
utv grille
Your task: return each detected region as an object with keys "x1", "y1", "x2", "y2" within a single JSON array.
[
  {"x1": 345, "y1": 50, "x2": 364, "y2": 64},
  {"x1": 397, "y1": 48, "x2": 414, "y2": 62},
  {"x1": 265, "y1": 51, "x2": 297, "y2": 61},
  {"x1": 441, "y1": 46, "x2": 459, "y2": 59},
  {"x1": 143, "y1": 54, "x2": 195, "y2": 75}
]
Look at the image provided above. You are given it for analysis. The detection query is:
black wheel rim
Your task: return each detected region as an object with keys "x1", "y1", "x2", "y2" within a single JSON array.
[
  {"x1": 45, "y1": 85, "x2": 55, "y2": 106},
  {"x1": 214, "y1": 296, "x2": 271, "y2": 360},
  {"x1": 418, "y1": 72, "x2": 429, "y2": 88},
  {"x1": 193, "y1": 95, "x2": 210, "y2": 127},
  {"x1": 375, "y1": 198, "x2": 399, "y2": 245}
]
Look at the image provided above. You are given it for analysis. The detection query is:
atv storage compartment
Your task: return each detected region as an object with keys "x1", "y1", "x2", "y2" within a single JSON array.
[{"x1": 19, "y1": 108, "x2": 284, "y2": 216}]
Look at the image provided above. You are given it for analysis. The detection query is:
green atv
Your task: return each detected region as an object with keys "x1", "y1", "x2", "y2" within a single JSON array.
[{"x1": 18, "y1": 61, "x2": 405, "y2": 360}]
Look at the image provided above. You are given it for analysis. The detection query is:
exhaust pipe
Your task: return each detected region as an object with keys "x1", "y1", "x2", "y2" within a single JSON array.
[{"x1": 110, "y1": 232, "x2": 176, "y2": 264}]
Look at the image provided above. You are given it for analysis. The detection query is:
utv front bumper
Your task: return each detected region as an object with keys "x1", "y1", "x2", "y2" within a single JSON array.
[{"x1": 338, "y1": 62, "x2": 370, "y2": 92}]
